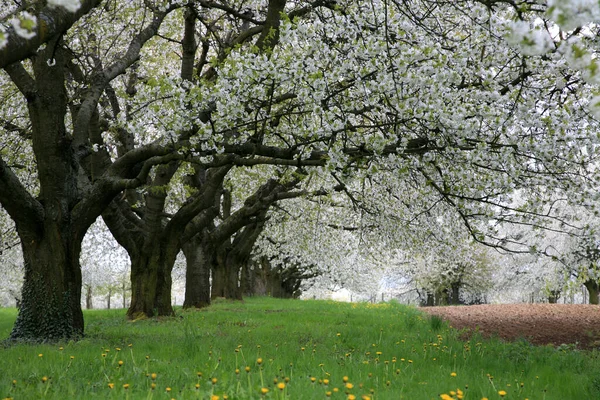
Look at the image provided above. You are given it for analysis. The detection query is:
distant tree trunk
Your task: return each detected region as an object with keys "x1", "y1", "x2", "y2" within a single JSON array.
[
  {"x1": 122, "y1": 280, "x2": 128, "y2": 309},
  {"x1": 548, "y1": 290, "x2": 561, "y2": 304},
  {"x1": 450, "y1": 282, "x2": 461, "y2": 305},
  {"x1": 182, "y1": 234, "x2": 212, "y2": 309},
  {"x1": 85, "y1": 284, "x2": 93, "y2": 309},
  {"x1": 583, "y1": 280, "x2": 599, "y2": 305},
  {"x1": 107, "y1": 287, "x2": 112, "y2": 309},
  {"x1": 425, "y1": 292, "x2": 434, "y2": 307}
]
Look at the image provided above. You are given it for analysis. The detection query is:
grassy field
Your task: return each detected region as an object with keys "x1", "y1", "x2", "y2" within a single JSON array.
[{"x1": 0, "y1": 298, "x2": 599, "y2": 399}]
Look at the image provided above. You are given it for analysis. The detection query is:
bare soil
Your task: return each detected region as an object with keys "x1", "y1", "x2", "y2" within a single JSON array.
[{"x1": 419, "y1": 303, "x2": 600, "y2": 349}]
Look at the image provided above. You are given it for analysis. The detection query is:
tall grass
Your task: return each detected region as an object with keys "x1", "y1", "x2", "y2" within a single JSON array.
[{"x1": 0, "y1": 298, "x2": 598, "y2": 399}]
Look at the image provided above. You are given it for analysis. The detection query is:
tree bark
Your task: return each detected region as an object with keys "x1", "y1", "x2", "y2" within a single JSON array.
[
  {"x1": 85, "y1": 284, "x2": 93, "y2": 309},
  {"x1": 10, "y1": 225, "x2": 84, "y2": 341},
  {"x1": 583, "y1": 280, "x2": 600, "y2": 305},
  {"x1": 127, "y1": 236, "x2": 177, "y2": 319},
  {"x1": 182, "y1": 234, "x2": 212, "y2": 309}
]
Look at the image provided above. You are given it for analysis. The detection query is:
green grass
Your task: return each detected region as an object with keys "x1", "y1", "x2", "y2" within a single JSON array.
[{"x1": 1, "y1": 298, "x2": 599, "y2": 399}]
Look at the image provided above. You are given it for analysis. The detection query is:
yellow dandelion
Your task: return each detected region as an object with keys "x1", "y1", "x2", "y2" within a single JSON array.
[
  {"x1": 107, "y1": 383, "x2": 114, "y2": 389},
  {"x1": 260, "y1": 387, "x2": 269, "y2": 395},
  {"x1": 326, "y1": 391, "x2": 332, "y2": 397},
  {"x1": 498, "y1": 391, "x2": 507, "y2": 397},
  {"x1": 123, "y1": 384, "x2": 130, "y2": 389},
  {"x1": 257, "y1": 358, "x2": 263, "y2": 365},
  {"x1": 348, "y1": 395, "x2": 356, "y2": 400},
  {"x1": 38, "y1": 354, "x2": 43, "y2": 358},
  {"x1": 345, "y1": 383, "x2": 354, "y2": 390},
  {"x1": 211, "y1": 396, "x2": 219, "y2": 400},
  {"x1": 277, "y1": 382, "x2": 285, "y2": 390},
  {"x1": 450, "y1": 372, "x2": 457, "y2": 377},
  {"x1": 440, "y1": 394, "x2": 452, "y2": 400},
  {"x1": 343, "y1": 376, "x2": 349, "y2": 383},
  {"x1": 118, "y1": 360, "x2": 124, "y2": 367},
  {"x1": 245, "y1": 366, "x2": 251, "y2": 373},
  {"x1": 70, "y1": 356, "x2": 75, "y2": 360},
  {"x1": 197, "y1": 372, "x2": 203, "y2": 378},
  {"x1": 323, "y1": 379, "x2": 330, "y2": 385},
  {"x1": 151, "y1": 373, "x2": 157, "y2": 380},
  {"x1": 310, "y1": 377, "x2": 317, "y2": 383},
  {"x1": 151, "y1": 383, "x2": 156, "y2": 390},
  {"x1": 211, "y1": 377, "x2": 218, "y2": 385},
  {"x1": 41, "y1": 376, "x2": 48, "y2": 383},
  {"x1": 166, "y1": 387, "x2": 171, "y2": 392}
]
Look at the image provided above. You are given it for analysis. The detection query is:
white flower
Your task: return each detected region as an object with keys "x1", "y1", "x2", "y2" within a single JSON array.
[
  {"x1": 588, "y1": 95, "x2": 600, "y2": 119},
  {"x1": 505, "y1": 21, "x2": 553, "y2": 56},
  {"x1": 0, "y1": 26, "x2": 7, "y2": 50},
  {"x1": 10, "y1": 12, "x2": 37, "y2": 40},
  {"x1": 547, "y1": 0, "x2": 600, "y2": 31},
  {"x1": 47, "y1": 0, "x2": 81, "y2": 12}
]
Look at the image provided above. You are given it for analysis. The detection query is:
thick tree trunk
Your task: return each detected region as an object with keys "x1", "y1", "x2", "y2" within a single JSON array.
[
  {"x1": 584, "y1": 280, "x2": 599, "y2": 305},
  {"x1": 127, "y1": 240, "x2": 176, "y2": 318},
  {"x1": 10, "y1": 227, "x2": 84, "y2": 341},
  {"x1": 182, "y1": 235, "x2": 212, "y2": 309},
  {"x1": 211, "y1": 256, "x2": 227, "y2": 299}
]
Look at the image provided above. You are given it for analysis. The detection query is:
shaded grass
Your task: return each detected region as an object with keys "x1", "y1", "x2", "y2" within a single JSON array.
[{"x1": 0, "y1": 297, "x2": 599, "y2": 399}]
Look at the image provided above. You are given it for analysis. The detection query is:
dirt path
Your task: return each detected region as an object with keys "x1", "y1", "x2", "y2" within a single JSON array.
[{"x1": 420, "y1": 303, "x2": 600, "y2": 349}]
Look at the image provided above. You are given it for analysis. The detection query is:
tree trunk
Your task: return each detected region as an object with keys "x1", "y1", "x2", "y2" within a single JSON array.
[
  {"x1": 85, "y1": 284, "x2": 93, "y2": 309},
  {"x1": 107, "y1": 287, "x2": 112, "y2": 309},
  {"x1": 548, "y1": 290, "x2": 561, "y2": 304},
  {"x1": 584, "y1": 280, "x2": 600, "y2": 305},
  {"x1": 182, "y1": 234, "x2": 212, "y2": 309},
  {"x1": 10, "y1": 227, "x2": 84, "y2": 341},
  {"x1": 450, "y1": 282, "x2": 461, "y2": 305},
  {"x1": 127, "y1": 239, "x2": 176, "y2": 319},
  {"x1": 211, "y1": 255, "x2": 227, "y2": 299}
]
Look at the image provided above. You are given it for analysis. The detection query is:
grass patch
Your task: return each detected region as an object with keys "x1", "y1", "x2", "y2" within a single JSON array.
[{"x1": 0, "y1": 297, "x2": 598, "y2": 399}]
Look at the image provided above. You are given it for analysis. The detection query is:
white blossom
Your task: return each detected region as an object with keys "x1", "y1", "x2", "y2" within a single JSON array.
[
  {"x1": 47, "y1": 0, "x2": 81, "y2": 12},
  {"x1": 10, "y1": 12, "x2": 37, "y2": 40}
]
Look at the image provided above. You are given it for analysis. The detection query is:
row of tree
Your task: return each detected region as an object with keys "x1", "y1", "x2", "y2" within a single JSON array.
[{"x1": 2, "y1": 0, "x2": 600, "y2": 342}]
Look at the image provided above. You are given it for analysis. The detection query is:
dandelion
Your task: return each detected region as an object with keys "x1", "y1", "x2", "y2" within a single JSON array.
[
  {"x1": 197, "y1": 372, "x2": 203, "y2": 378},
  {"x1": 257, "y1": 358, "x2": 263, "y2": 365},
  {"x1": 123, "y1": 384, "x2": 130, "y2": 389},
  {"x1": 211, "y1": 377, "x2": 218, "y2": 385},
  {"x1": 151, "y1": 383, "x2": 156, "y2": 390},
  {"x1": 323, "y1": 379, "x2": 330, "y2": 385},
  {"x1": 118, "y1": 360, "x2": 124, "y2": 367},
  {"x1": 310, "y1": 377, "x2": 316, "y2": 383},
  {"x1": 326, "y1": 391, "x2": 332, "y2": 397},
  {"x1": 450, "y1": 372, "x2": 457, "y2": 377},
  {"x1": 38, "y1": 354, "x2": 43, "y2": 358},
  {"x1": 211, "y1": 396, "x2": 219, "y2": 400},
  {"x1": 440, "y1": 395, "x2": 452, "y2": 400},
  {"x1": 277, "y1": 382, "x2": 285, "y2": 390},
  {"x1": 260, "y1": 387, "x2": 269, "y2": 395},
  {"x1": 151, "y1": 373, "x2": 157, "y2": 380},
  {"x1": 107, "y1": 383, "x2": 114, "y2": 389},
  {"x1": 348, "y1": 395, "x2": 356, "y2": 400},
  {"x1": 70, "y1": 356, "x2": 75, "y2": 360},
  {"x1": 498, "y1": 391, "x2": 507, "y2": 397},
  {"x1": 195, "y1": 384, "x2": 200, "y2": 390},
  {"x1": 245, "y1": 366, "x2": 251, "y2": 373},
  {"x1": 41, "y1": 376, "x2": 48, "y2": 383},
  {"x1": 59, "y1": 347, "x2": 64, "y2": 351},
  {"x1": 346, "y1": 383, "x2": 354, "y2": 390},
  {"x1": 343, "y1": 376, "x2": 349, "y2": 383}
]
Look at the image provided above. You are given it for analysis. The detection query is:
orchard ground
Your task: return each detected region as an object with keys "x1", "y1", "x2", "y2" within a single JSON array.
[{"x1": 1, "y1": 297, "x2": 600, "y2": 399}]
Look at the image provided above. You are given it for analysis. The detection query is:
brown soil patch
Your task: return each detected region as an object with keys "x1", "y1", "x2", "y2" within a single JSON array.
[{"x1": 420, "y1": 303, "x2": 600, "y2": 349}]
